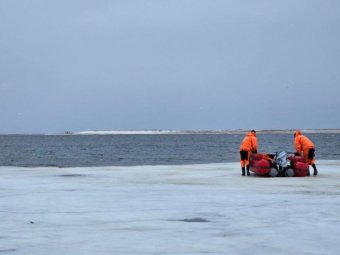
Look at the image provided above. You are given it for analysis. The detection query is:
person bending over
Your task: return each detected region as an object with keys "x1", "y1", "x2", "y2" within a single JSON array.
[{"x1": 294, "y1": 130, "x2": 318, "y2": 176}]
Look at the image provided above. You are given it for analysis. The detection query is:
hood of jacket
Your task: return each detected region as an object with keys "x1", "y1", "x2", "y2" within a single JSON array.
[
  {"x1": 294, "y1": 130, "x2": 302, "y2": 137},
  {"x1": 247, "y1": 132, "x2": 256, "y2": 138}
]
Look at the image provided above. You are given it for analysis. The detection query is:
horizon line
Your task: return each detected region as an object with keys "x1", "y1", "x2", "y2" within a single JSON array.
[{"x1": 1, "y1": 128, "x2": 340, "y2": 135}]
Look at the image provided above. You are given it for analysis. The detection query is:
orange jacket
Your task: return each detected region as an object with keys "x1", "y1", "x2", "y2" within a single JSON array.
[
  {"x1": 294, "y1": 130, "x2": 315, "y2": 154},
  {"x1": 240, "y1": 132, "x2": 258, "y2": 151}
]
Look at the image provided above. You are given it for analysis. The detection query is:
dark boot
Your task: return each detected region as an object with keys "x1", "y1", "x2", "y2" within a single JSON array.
[
  {"x1": 312, "y1": 164, "x2": 318, "y2": 176},
  {"x1": 246, "y1": 165, "x2": 250, "y2": 176},
  {"x1": 242, "y1": 167, "x2": 245, "y2": 176}
]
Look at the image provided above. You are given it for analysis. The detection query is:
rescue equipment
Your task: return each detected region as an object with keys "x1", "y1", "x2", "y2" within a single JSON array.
[{"x1": 250, "y1": 151, "x2": 310, "y2": 177}]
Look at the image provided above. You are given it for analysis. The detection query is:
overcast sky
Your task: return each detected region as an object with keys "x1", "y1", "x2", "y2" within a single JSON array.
[{"x1": 0, "y1": 0, "x2": 339, "y2": 134}]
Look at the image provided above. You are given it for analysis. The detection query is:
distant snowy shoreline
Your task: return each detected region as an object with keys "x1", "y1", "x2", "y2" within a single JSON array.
[
  {"x1": 2, "y1": 129, "x2": 340, "y2": 135},
  {"x1": 63, "y1": 129, "x2": 340, "y2": 135}
]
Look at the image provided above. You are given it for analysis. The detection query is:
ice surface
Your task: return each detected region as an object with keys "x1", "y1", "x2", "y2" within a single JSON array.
[{"x1": 1, "y1": 161, "x2": 340, "y2": 254}]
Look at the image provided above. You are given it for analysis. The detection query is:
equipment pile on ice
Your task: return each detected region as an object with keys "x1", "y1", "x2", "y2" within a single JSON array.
[{"x1": 250, "y1": 151, "x2": 310, "y2": 177}]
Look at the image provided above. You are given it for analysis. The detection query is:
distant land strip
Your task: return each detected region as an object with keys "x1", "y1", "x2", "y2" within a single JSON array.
[{"x1": 60, "y1": 129, "x2": 340, "y2": 135}]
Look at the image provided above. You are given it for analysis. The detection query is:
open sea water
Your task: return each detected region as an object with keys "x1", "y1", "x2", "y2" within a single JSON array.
[{"x1": 0, "y1": 133, "x2": 339, "y2": 167}]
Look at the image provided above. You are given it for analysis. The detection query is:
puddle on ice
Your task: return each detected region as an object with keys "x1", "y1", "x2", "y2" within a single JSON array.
[
  {"x1": 170, "y1": 217, "x2": 211, "y2": 223},
  {"x1": 58, "y1": 174, "x2": 87, "y2": 177},
  {"x1": 0, "y1": 249, "x2": 17, "y2": 253}
]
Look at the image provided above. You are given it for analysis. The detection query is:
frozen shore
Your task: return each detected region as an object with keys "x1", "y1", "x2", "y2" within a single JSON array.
[
  {"x1": 1, "y1": 161, "x2": 340, "y2": 254},
  {"x1": 64, "y1": 129, "x2": 340, "y2": 135}
]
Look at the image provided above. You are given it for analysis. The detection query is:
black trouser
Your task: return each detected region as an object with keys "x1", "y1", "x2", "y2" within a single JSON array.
[
  {"x1": 307, "y1": 148, "x2": 317, "y2": 175},
  {"x1": 240, "y1": 150, "x2": 249, "y2": 160},
  {"x1": 308, "y1": 148, "x2": 315, "y2": 160}
]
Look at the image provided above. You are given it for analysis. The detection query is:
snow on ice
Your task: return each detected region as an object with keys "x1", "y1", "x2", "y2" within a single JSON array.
[{"x1": 1, "y1": 161, "x2": 340, "y2": 254}]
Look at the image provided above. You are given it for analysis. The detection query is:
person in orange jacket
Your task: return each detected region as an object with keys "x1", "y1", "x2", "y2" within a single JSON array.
[
  {"x1": 294, "y1": 130, "x2": 318, "y2": 176},
  {"x1": 239, "y1": 130, "x2": 258, "y2": 176}
]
